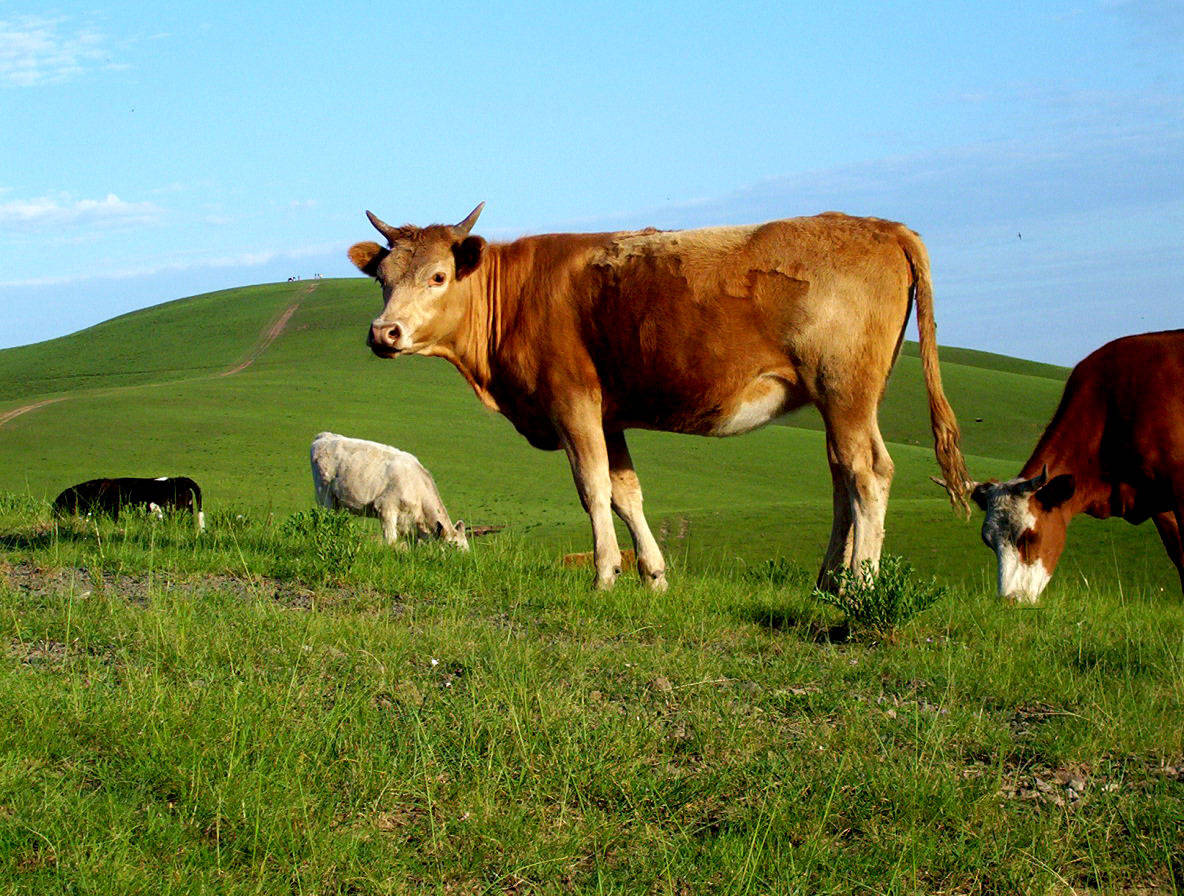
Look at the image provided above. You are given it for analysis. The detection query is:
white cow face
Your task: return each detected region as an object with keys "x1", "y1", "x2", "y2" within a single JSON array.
[
  {"x1": 350, "y1": 204, "x2": 486, "y2": 358},
  {"x1": 970, "y1": 469, "x2": 1076, "y2": 603},
  {"x1": 438, "y1": 519, "x2": 469, "y2": 552}
]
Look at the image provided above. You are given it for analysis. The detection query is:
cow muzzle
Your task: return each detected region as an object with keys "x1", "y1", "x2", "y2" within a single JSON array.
[
  {"x1": 996, "y1": 545, "x2": 1051, "y2": 604},
  {"x1": 368, "y1": 321, "x2": 406, "y2": 357}
]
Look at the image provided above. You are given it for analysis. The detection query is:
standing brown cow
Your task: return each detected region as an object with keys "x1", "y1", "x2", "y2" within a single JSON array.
[{"x1": 351, "y1": 204, "x2": 969, "y2": 591}]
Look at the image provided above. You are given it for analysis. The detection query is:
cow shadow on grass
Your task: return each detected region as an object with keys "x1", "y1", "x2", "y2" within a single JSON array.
[
  {"x1": 743, "y1": 602, "x2": 851, "y2": 644},
  {"x1": 736, "y1": 558, "x2": 851, "y2": 643}
]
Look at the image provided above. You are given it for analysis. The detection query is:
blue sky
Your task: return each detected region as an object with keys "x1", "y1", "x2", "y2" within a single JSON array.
[{"x1": 1, "y1": 1, "x2": 1181, "y2": 364}]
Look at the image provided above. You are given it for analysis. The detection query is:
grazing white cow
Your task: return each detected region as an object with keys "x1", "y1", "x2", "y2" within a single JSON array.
[{"x1": 309, "y1": 432, "x2": 469, "y2": 550}]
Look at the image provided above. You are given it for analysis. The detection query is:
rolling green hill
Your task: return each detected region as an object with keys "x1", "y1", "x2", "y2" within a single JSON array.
[{"x1": 0, "y1": 278, "x2": 1173, "y2": 591}]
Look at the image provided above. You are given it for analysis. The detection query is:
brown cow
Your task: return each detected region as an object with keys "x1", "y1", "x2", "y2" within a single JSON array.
[
  {"x1": 964, "y1": 330, "x2": 1184, "y2": 602},
  {"x1": 350, "y1": 204, "x2": 969, "y2": 591}
]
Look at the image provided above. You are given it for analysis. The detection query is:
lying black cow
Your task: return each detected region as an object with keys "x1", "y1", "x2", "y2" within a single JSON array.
[{"x1": 53, "y1": 477, "x2": 204, "y2": 529}]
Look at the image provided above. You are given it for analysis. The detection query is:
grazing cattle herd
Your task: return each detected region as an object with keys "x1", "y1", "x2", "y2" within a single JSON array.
[{"x1": 34, "y1": 203, "x2": 1182, "y2": 601}]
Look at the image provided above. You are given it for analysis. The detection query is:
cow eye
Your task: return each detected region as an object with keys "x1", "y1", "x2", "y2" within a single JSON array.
[{"x1": 431, "y1": 272, "x2": 446, "y2": 285}]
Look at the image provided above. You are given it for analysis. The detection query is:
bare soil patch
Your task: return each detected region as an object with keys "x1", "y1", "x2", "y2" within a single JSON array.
[{"x1": 0, "y1": 559, "x2": 383, "y2": 610}]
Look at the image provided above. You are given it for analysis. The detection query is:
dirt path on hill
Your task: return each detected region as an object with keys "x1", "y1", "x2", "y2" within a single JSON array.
[
  {"x1": 221, "y1": 281, "x2": 317, "y2": 377},
  {"x1": 0, "y1": 397, "x2": 67, "y2": 429},
  {"x1": 0, "y1": 281, "x2": 318, "y2": 431}
]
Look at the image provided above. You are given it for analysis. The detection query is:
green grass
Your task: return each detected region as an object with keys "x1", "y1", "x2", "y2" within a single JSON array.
[
  {"x1": 0, "y1": 508, "x2": 1180, "y2": 894},
  {"x1": 0, "y1": 279, "x2": 1180, "y2": 892}
]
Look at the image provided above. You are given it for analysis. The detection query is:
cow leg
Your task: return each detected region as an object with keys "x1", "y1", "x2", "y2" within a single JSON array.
[
  {"x1": 605, "y1": 431, "x2": 667, "y2": 591},
  {"x1": 378, "y1": 507, "x2": 410, "y2": 551},
  {"x1": 817, "y1": 435, "x2": 855, "y2": 593},
  {"x1": 818, "y1": 404, "x2": 894, "y2": 588},
  {"x1": 558, "y1": 405, "x2": 622, "y2": 590},
  {"x1": 1152, "y1": 511, "x2": 1184, "y2": 595}
]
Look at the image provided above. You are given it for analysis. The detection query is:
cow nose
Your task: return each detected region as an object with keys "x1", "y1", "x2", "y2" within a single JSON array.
[{"x1": 369, "y1": 322, "x2": 402, "y2": 351}]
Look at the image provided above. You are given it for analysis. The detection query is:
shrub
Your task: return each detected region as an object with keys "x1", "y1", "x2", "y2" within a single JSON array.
[
  {"x1": 278, "y1": 507, "x2": 360, "y2": 584},
  {"x1": 811, "y1": 555, "x2": 946, "y2": 636}
]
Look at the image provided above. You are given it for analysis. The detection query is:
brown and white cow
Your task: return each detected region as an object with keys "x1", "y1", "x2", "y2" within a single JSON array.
[
  {"x1": 350, "y1": 204, "x2": 970, "y2": 590},
  {"x1": 964, "y1": 330, "x2": 1184, "y2": 602}
]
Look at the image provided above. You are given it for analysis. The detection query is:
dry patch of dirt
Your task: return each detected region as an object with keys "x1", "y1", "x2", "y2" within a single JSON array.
[
  {"x1": 956, "y1": 755, "x2": 1184, "y2": 811},
  {"x1": 0, "y1": 560, "x2": 380, "y2": 610}
]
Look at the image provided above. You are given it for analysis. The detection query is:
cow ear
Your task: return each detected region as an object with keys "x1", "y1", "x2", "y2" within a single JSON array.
[
  {"x1": 434, "y1": 520, "x2": 445, "y2": 538},
  {"x1": 455, "y1": 520, "x2": 465, "y2": 535},
  {"x1": 1035, "y1": 474, "x2": 1075, "y2": 511},
  {"x1": 453, "y1": 236, "x2": 485, "y2": 281},
  {"x1": 970, "y1": 481, "x2": 994, "y2": 511},
  {"x1": 348, "y1": 241, "x2": 387, "y2": 278}
]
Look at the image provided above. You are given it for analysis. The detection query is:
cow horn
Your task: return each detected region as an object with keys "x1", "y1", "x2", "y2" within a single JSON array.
[
  {"x1": 455, "y1": 202, "x2": 485, "y2": 236},
  {"x1": 1021, "y1": 465, "x2": 1049, "y2": 493},
  {"x1": 365, "y1": 210, "x2": 401, "y2": 245}
]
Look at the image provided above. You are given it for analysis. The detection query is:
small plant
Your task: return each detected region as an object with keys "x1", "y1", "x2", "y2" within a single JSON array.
[
  {"x1": 811, "y1": 555, "x2": 946, "y2": 636},
  {"x1": 279, "y1": 507, "x2": 360, "y2": 583}
]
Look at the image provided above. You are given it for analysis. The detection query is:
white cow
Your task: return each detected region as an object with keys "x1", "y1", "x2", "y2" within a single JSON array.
[{"x1": 309, "y1": 432, "x2": 469, "y2": 550}]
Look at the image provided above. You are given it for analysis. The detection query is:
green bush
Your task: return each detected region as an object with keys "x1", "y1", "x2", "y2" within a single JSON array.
[
  {"x1": 811, "y1": 555, "x2": 946, "y2": 635},
  {"x1": 278, "y1": 507, "x2": 360, "y2": 584}
]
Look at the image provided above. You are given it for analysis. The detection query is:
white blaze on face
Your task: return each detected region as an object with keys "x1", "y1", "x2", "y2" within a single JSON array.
[
  {"x1": 981, "y1": 484, "x2": 1051, "y2": 603},
  {"x1": 995, "y1": 539, "x2": 1051, "y2": 604}
]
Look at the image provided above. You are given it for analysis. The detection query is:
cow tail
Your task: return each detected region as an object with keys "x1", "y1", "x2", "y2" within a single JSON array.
[
  {"x1": 191, "y1": 482, "x2": 205, "y2": 531},
  {"x1": 905, "y1": 232, "x2": 971, "y2": 516}
]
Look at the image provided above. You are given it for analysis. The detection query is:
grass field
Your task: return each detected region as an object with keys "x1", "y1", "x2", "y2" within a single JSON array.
[{"x1": 0, "y1": 280, "x2": 1180, "y2": 893}]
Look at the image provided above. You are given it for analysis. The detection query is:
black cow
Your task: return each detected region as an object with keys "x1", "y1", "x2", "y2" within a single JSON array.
[{"x1": 52, "y1": 477, "x2": 204, "y2": 528}]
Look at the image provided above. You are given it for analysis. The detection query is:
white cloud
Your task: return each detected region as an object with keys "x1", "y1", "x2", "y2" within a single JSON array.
[
  {"x1": 0, "y1": 192, "x2": 162, "y2": 230},
  {"x1": 0, "y1": 15, "x2": 115, "y2": 87}
]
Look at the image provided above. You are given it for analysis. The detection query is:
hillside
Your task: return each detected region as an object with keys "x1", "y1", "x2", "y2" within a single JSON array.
[{"x1": 0, "y1": 279, "x2": 1172, "y2": 589}]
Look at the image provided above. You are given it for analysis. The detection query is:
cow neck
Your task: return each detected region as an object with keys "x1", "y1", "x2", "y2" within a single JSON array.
[
  {"x1": 430, "y1": 245, "x2": 505, "y2": 411},
  {"x1": 1018, "y1": 390, "x2": 1108, "y2": 519}
]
